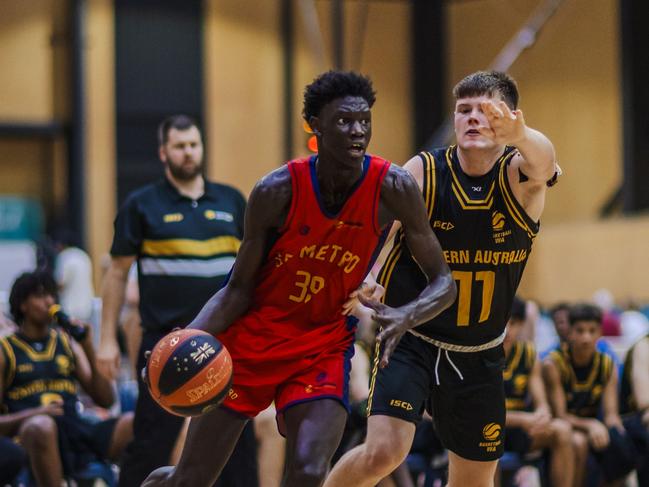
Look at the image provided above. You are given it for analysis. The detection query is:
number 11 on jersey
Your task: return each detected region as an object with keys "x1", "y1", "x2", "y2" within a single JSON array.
[{"x1": 452, "y1": 270, "x2": 495, "y2": 326}]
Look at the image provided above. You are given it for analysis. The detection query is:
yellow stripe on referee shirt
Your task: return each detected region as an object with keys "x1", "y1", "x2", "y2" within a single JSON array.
[{"x1": 142, "y1": 236, "x2": 241, "y2": 257}]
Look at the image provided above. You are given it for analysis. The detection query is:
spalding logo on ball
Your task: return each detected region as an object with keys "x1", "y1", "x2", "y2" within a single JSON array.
[{"x1": 145, "y1": 329, "x2": 233, "y2": 416}]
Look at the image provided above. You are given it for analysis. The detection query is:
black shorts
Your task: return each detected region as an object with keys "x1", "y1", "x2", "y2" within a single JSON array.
[
  {"x1": 368, "y1": 332, "x2": 506, "y2": 461},
  {"x1": 504, "y1": 427, "x2": 532, "y2": 455},
  {"x1": 591, "y1": 425, "x2": 637, "y2": 481},
  {"x1": 54, "y1": 414, "x2": 118, "y2": 475}
]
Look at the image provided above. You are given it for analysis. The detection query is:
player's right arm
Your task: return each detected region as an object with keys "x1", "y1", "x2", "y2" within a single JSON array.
[
  {"x1": 189, "y1": 167, "x2": 292, "y2": 336},
  {"x1": 98, "y1": 255, "x2": 135, "y2": 380}
]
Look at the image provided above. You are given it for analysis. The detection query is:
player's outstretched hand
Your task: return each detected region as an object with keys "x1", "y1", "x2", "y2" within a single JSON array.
[
  {"x1": 358, "y1": 293, "x2": 414, "y2": 369},
  {"x1": 479, "y1": 100, "x2": 526, "y2": 146}
]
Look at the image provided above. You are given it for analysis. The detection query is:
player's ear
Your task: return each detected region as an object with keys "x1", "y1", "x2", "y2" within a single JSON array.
[{"x1": 309, "y1": 116, "x2": 321, "y2": 136}]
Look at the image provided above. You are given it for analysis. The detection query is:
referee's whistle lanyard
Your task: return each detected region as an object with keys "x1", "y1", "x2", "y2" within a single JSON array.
[{"x1": 434, "y1": 347, "x2": 464, "y2": 385}]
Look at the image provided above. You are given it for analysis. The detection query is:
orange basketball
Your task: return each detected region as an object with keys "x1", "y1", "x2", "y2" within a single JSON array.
[{"x1": 145, "y1": 328, "x2": 233, "y2": 417}]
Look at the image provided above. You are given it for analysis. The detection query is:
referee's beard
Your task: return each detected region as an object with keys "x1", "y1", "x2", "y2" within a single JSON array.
[{"x1": 166, "y1": 158, "x2": 203, "y2": 181}]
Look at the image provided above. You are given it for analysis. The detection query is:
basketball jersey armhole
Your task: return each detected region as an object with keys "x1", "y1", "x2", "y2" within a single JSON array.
[
  {"x1": 497, "y1": 151, "x2": 540, "y2": 237},
  {"x1": 0, "y1": 337, "x2": 16, "y2": 391},
  {"x1": 419, "y1": 151, "x2": 437, "y2": 220},
  {"x1": 278, "y1": 161, "x2": 301, "y2": 233},
  {"x1": 372, "y1": 160, "x2": 391, "y2": 236}
]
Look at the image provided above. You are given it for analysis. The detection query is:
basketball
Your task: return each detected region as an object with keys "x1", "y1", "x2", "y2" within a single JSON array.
[{"x1": 145, "y1": 328, "x2": 233, "y2": 417}]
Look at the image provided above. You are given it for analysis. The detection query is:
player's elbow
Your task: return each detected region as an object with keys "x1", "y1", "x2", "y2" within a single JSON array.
[{"x1": 439, "y1": 272, "x2": 457, "y2": 307}]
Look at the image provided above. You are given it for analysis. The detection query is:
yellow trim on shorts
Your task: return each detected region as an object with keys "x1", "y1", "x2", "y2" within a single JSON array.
[{"x1": 365, "y1": 333, "x2": 382, "y2": 416}]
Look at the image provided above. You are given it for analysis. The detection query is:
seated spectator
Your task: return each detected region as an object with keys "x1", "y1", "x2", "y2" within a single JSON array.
[
  {"x1": 543, "y1": 303, "x2": 636, "y2": 487},
  {"x1": 620, "y1": 334, "x2": 649, "y2": 485},
  {"x1": 541, "y1": 302, "x2": 620, "y2": 366},
  {"x1": 501, "y1": 296, "x2": 573, "y2": 487},
  {"x1": 0, "y1": 271, "x2": 133, "y2": 487}
]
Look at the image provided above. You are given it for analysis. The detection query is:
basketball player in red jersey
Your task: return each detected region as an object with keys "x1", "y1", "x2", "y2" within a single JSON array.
[{"x1": 143, "y1": 71, "x2": 456, "y2": 487}]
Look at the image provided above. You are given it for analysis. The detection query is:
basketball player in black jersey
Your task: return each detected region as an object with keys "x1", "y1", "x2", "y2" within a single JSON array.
[
  {"x1": 324, "y1": 71, "x2": 558, "y2": 487},
  {"x1": 501, "y1": 297, "x2": 573, "y2": 487},
  {"x1": 544, "y1": 304, "x2": 636, "y2": 486}
]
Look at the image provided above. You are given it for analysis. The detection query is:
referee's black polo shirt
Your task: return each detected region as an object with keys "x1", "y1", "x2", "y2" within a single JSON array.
[{"x1": 110, "y1": 177, "x2": 246, "y2": 332}]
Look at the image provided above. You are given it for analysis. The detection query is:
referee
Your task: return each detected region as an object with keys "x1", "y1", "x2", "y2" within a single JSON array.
[{"x1": 98, "y1": 115, "x2": 257, "y2": 487}]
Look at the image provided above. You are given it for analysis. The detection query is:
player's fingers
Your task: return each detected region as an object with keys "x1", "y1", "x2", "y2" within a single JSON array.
[
  {"x1": 477, "y1": 126, "x2": 496, "y2": 139},
  {"x1": 497, "y1": 101, "x2": 515, "y2": 119},
  {"x1": 380, "y1": 336, "x2": 400, "y2": 368},
  {"x1": 371, "y1": 284, "x2": 386, "y2": 301},
  {"x1": 482, "y1": 101, "x2": 503, "y2": 119},
  {"x1": 357, "y1": 293, "x2": 384, "y2": 311}
]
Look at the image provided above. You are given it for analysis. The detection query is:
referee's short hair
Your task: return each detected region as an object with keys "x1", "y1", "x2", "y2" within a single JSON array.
[{"x1": 158, "y1": 115, "x2": 201, "y2": 146}]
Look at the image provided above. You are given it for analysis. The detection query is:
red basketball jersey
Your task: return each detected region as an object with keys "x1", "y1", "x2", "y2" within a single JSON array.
[{"x1": 220, "y1": 155, "x2": 390, "y2": 361}]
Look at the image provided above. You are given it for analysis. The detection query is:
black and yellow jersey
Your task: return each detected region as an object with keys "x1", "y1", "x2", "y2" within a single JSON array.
[
  {"x1": 0, "y1": 328, "x2": 78, "y2": 415},
  {"x1": 378, "y1": 146, "x2": 538, "y2": 346},
  {"x1": 111, "y1": 178, "x2": 246, "y2": 332},
  {"x1": 504, "y1": 341, "x2": 536, "y2": 411},
  {"x1": 548, "y1": 348, "x2": 614, "y2": 418},
  {"x1": 620, "y1": 335, "x2": 648, "y2": 414}
]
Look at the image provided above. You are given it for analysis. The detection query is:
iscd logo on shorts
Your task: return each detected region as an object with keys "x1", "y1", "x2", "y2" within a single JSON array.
[{"x1": 389, "y1": 399, "x2": 413, "y2": 411}]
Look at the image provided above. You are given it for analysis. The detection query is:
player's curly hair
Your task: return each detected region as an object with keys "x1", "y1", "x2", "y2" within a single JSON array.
[
  {"x1": 453, "y1": 71, "x2": 519, "y2": 109},
  {"x1": 9, "y1": 271, "x2": 58, "y2": 324},
  {"x1": 303, "y1": 71, "x2": 376, "y2": 121},
  {"x1": 568, "y1": 303, "x2": 603, "y2": 326}
]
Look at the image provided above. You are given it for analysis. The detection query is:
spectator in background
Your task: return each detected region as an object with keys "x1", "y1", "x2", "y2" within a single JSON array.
[
  {"x1": 592, "y1": 289, "x2": 622, "y2": 337},
  {"x1": 0, "y1": 271, "x2": 133, "y2": 487},
  {"x1": 501, "y1": 296, "x2": 573, "y2": 487},
  {"x1": 51, "y1": 228, "x2": 95, "y2": 322},
  {"x1": 542, "y1": 302, "x2": 620, "y2": 366},
  {"x1": 619, "y1": 334, "x2": 649, "y2": 485},
  {"x1": 543, "y1": 303, "x2": 636, "y2": 487}
]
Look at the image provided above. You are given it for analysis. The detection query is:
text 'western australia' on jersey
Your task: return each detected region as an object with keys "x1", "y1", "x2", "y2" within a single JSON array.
[
  {"x1": 379, "y1": 146, "x2": 538, "y2": 347},
  {"x1": 235, "y1": 155, "x2": 389, "y2": 357}
]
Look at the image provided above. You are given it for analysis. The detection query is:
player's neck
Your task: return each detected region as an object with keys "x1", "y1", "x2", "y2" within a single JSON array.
[
  {"x1": 570, "y1": 346, "x2": 595, "y2": 367},
  {"x1": 315, "y1": 155, "x2": 363, "y2": 194},
  {"x1": 166, "y1": 172, "x2": 205, "y2": 200},
  {"x1": 456, "y1": 145, "x2": 504, "y2": 177},
  {"x1": 18, "y1": 321, "x2": 50, "y2": 340}
]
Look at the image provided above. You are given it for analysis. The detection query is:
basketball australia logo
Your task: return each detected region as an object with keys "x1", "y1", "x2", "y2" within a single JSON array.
[
  {"x1": 491, "y1": 211, "x2": 511, "y2": 244},
  {"x1": 482, "y1": 422, "x2": 501, "y2": 441}
]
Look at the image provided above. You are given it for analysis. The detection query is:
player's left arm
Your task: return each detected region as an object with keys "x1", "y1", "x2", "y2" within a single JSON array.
[
  {"x1": 359, "y1": 166, "x2": 456, "y2": 367},
  {"x1": 528, "y1": 358, "x2": 553, "y2": 423},
  {"x1": 480, "y1": 100, "x2": 557, "y2": 222},
  {"x1": 71, "y1": 324, "x2": 115, "y2": 409},
  {"x1": 601, "y1": 361, "x2": 624, "y2": 431}
]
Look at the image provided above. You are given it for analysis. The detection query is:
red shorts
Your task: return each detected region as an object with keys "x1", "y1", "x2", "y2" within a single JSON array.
[{"x1": 218, "y1": 314, "x2": 355, "y2": 425}]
